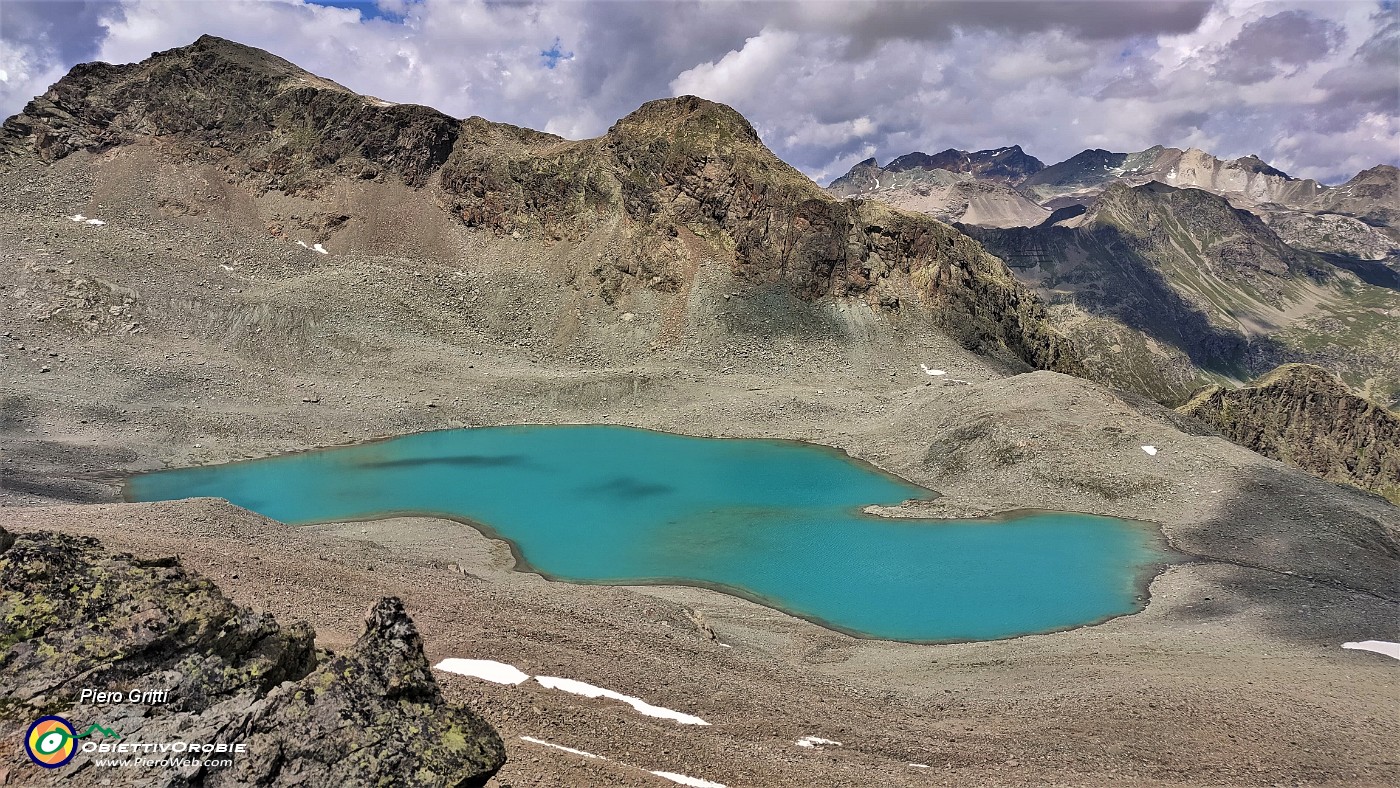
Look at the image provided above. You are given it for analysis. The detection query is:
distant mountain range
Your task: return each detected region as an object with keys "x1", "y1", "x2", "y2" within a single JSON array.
[
  {"x1": 828, "y1": 143, "x2": 1400, "y2": 408},
  {"x1": 831, "y1": 145, "x2": 1399, "y2": 255}
]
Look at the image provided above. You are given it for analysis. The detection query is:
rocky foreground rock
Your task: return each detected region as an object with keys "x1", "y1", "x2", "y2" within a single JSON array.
[{"x1": 0, "y1": 527, "x2": 504, "y2": 786}]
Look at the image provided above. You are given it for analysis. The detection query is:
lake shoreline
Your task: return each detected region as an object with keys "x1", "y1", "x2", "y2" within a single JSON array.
[{"x1": 127, "y1": 424, "x2": 1176, "y2": 643}]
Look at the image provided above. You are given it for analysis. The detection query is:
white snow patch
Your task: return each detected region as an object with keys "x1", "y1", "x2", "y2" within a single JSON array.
[
  {"x1": 910, "y1": 763, "x2": 930, "y2": 768},
  {"x1": 312, "y1": 243, "x2": 329, "y2": 254},
  {"x1": 518, "y1": 736, "x2": 604, "y2": 759},
  {"x1": 795, "y1": 735, "x2": 842, "y2": 748},
  {"x1": 650, "y1": 772, "x2": 726, "y2": 788},
  {"x1": 296, "y1": 240, "x2": 309, "y2": 248},
  {"x1": 534, "y1": 676, "x2": 709, "y2": 725},
  {"x1": 1140, "y1": 445, "x2": 1158, "y2": 456},
  {"x1": 85, "y1": 218, "x2": 105, "y2": 225},
  {"x1": 1342, "y1": 641, "x2": 1400, "y2": 660},
  {"x1": 219, "y1": 264, "x2": 234, "y2": 271},
  {"x1": 520, "y1": 736, "x2": 725, "y2": 787},
  {"x1": 919, "y1": 364, "x2": 946, "y2": 376},
  {"x1": 69, "y1": 214, "x2": 86, "y2": 222},
  {"x1": 434, "y1": 658, "x2": 531, "y2": 685},
  {"x1": 718, "y1": 643, "x2": 732, "y2": 648}
]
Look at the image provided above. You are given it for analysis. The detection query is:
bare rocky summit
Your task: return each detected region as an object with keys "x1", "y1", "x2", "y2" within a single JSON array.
[
  {"x1": 0, "y1": 526, "x2": 505, "y2": 786},
  {"x1": 1180, "y1": 364, "x2": 1400, "y2": 504}
]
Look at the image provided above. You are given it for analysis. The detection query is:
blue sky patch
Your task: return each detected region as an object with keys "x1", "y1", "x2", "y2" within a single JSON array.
[
  {"x1": 540, "y1": 37, "x2": 574, "y2": 70},
  {"x1": 305, "y1": 0, "x2": 403, "y2": 23}
]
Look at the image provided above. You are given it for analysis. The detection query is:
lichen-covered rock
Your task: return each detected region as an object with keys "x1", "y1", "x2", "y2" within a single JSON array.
[
  {"x1": 218, "y1": 598, "x2": 505, "y2": 788},
  {"x1": 0, "y1": 530, "x2": 316, "y2": 716},
  {"x1": 0, "y1": 529, "x2": 505, "y2": 786},
  {"x1": 1180, "y1": 364, "x2": 1400, "y2": 504}
]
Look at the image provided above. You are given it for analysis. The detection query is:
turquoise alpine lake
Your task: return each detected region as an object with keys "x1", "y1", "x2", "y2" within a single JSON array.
[{"x1": 126, "y1": 425, "x2": 1167, "y2": 642}]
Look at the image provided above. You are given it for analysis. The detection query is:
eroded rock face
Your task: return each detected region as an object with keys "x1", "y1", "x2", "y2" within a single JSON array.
[
  {"x1": 0, "y1": 35, "x2": 459, "y2": 192},
  {"x1": 1180, "y1": 364, "x2": 1400, "y2": 504},
  {"x1": 218, "y1": 597, "x2": 505, "y2": 788},
  {"x1": 0, "y1": 529, "x2": 505, "y2": 787},
  {"x1": 440, "y1": 95, "x2": 1082, "y2": 373}
]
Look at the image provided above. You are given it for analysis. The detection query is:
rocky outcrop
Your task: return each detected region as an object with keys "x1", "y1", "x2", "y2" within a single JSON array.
[
  {"x1": 0, "y1": 528, "x2": 505, "y2": 786},
  {"x1": 1, "y1": 36, "x2": 1081, "y2": 376},
  {"x1": 1180, "y1": 364, "x2": 1400, "y2": 504},
  {"x1": 219, "y1": 597, "x2": 505, "y2": 787},
  {"x1": 0, "y1": 35, "x2": 460, "y2": 192}
]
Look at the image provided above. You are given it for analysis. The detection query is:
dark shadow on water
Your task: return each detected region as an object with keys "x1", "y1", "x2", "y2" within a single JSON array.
[
  {"x1": 576, "y1": 477, "x2": 675, "y2": 499},
  {"x1": 354, "y1": 454, "x2": 530, "y2": 470}
]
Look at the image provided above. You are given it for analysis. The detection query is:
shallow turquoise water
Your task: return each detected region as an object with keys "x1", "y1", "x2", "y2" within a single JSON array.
[{"x1": 126, "y1": 425, "x2": 1165, "y2": 642}]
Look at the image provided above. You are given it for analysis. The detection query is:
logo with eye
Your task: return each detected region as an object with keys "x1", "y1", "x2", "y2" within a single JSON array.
[{"x1": 25, "y1": 716, "x2": 77, "y2": 768}]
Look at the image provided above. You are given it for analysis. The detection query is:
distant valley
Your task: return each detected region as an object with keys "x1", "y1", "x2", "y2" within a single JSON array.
[{"x1": 829, "y1": 144, "x2": 1400, "y2": 411}]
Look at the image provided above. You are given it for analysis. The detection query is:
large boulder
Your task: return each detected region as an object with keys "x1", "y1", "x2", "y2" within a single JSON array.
[{"x1": 0, "y1": 527, "x2": 505, "y2": 786}]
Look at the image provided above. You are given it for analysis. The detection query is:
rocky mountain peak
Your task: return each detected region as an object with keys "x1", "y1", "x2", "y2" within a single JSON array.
[
  {"x1": 1, "y1": 35, "x2": 459, "y2": 187},
  {"x1": 607, "y1": 95, "x2": 761, "y2": 146},
  {"x1": 1229, "y1": 153, "x2": 1293, "y2": 179},
  {"x1": 181, "y1": 33, "x2": 319, "y2": 78}
]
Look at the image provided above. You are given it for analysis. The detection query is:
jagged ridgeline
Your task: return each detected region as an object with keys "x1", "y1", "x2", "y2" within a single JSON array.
[{"x1": 0, "y1": 35, "x2": 1080, "y2": 375}]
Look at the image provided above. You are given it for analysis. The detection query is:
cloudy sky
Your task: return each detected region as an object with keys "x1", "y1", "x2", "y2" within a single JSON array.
[{"x1": 1, "y1": 0, "x2": 1395, "y2": 184}]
